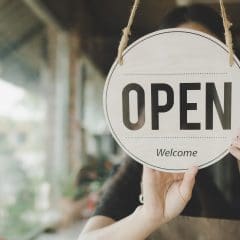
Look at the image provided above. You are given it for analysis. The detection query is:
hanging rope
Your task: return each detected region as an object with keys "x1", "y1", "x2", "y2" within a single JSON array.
[
  {"x1": 117, "y1": 0, "x2": 140, "y2": 65},
  {"x1": 117, "y1": 0, "x2": 234, "y2": 66},
  {"x1": 219, "y1": 0, "x2": 234, "y2": 66}
]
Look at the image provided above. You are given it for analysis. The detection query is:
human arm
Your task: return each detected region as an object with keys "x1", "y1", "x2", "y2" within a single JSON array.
[{"x1": 78, "y1": 166, "x2": 198, "y2": 240}]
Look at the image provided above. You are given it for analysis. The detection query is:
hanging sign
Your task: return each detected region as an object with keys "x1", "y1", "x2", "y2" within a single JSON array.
[{"x1": 103, "y1": 28, "x2": 240, "y2": 172}]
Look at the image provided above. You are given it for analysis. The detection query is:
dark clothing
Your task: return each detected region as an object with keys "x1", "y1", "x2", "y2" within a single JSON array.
[{"x1": 94, "y1": 154, "x2": 240, "y2": 221}]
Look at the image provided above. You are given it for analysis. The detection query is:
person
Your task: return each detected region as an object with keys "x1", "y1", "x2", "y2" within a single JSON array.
[{"x1": 78, "y1": 4, "x2": 240, "y2": 240}]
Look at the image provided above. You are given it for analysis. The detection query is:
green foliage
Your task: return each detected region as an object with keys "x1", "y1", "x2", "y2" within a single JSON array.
[{"x1": 0, "y1": 152, "x2": 45, "y2": 239}]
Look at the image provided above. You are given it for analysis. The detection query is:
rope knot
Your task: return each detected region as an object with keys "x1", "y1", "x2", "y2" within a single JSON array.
[
  {"x1": 117, "y1": 0, "x2": 140, "y2": 65},
  {"x1": 116, "y1": 0, "x2": 234, "y2": 67}
]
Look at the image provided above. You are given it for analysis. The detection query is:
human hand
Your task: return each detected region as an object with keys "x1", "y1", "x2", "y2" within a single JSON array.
[
  {"x1": 229, "y1": 131, "x2": 240, "y2": 160},
  {"x1": 139, "y1": 166, "x2": 198, "y2": 229}
]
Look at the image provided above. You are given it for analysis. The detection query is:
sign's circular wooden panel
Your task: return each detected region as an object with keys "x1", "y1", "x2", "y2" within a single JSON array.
[{"x1": 103, "y1": 28, "x2": 240, "y2": 172}]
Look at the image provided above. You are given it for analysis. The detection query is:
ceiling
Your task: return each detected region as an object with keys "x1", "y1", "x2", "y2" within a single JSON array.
[
  {"x1": 40, "y1": 0, "x2": 240, "y2": 34},
  {"x1": 11, "y1": 0, "x2": 240, "y2": 76},
  {"x1": 80, "y1": 0, "x2": 240, "y2": 74},
  {"x1": 1, "y1": 0, "x2": 240, "y2": 82},
  {"x1": 0, "y1": 0, "x2": 45, "y2": 89}
]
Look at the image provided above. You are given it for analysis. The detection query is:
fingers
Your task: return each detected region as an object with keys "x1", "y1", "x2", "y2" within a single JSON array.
[
  {"x1": 229, "y1": 144, "x2": 240, "y2": 160},
  {"x1": 179, "y1": 166, "x2": 198, "y2": 202},
  {"x1": 143, "y1": 165, "x2": 154, "y2": 175},
  {"x1": 229, "y1": 133, "x2": 240, "y2": 160},
  {"x1": 172, "y1": 173, "x2": 184, "y2": 181},
  {"x1": 142, "y1": 166, "x2": 158, "y2": 195},
  {"x1": 233, "y1": 129, "x2": 240, "y2": 141},
  {"x1": 143, "y1": 166, "x2": 182, "y2": 184},
  {"x1": 229, "y1": 130, "x2": 240, "y2": 160},
  {"x1": 231, "y1": 140, "x2": 240, "y2": 149},
  {"x1": 142, "y1": 166, "x2": 155, "y2": 184}
]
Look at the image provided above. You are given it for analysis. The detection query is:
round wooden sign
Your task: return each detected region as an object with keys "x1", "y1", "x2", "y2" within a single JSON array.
[{"x1": 103, "y1": 28, "x2": 240, "y2": 172}]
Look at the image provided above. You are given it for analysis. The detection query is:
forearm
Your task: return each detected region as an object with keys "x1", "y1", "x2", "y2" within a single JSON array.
[{"x1": 79, "y1": 207, "x2": 161, "y2": 240}]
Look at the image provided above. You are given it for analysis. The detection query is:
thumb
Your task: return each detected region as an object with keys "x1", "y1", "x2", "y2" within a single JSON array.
[{"x1": 179, "y1": 166, "x2": 198, "y2": 202}]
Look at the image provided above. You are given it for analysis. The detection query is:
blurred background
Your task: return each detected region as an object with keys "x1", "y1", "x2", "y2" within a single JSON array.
[{"x1": 0, "y1": 0, "x2": 240, "y2": 239}]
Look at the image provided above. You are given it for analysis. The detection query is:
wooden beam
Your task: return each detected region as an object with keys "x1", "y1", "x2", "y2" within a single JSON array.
[
  {"x1": 0, "y1": 23, "x2": 44, "y2": 59},
  {"x1": 68, "y1": 31, "x2": 82, "y2": 171},
  {"x1": 23, "y1": 0, "x2": 62, "y2": 30}
]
